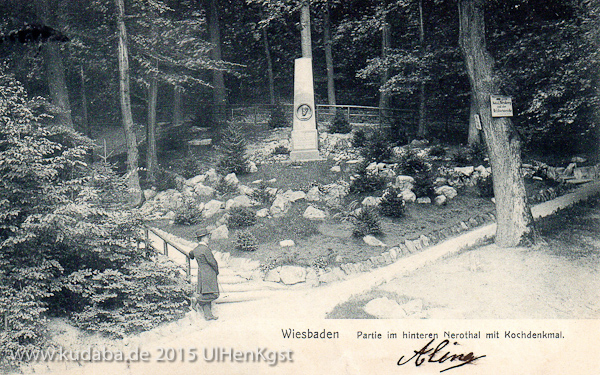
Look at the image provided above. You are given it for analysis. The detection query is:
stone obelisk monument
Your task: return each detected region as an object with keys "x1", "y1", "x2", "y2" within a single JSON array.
[{"x1": 290, "y1": 57, "x2": 321, "y2": 161}]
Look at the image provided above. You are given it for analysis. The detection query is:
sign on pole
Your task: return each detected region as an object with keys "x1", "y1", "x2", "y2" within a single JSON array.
[{"x1": 490, "y1": 95, "x2": 513, "y2": 117}]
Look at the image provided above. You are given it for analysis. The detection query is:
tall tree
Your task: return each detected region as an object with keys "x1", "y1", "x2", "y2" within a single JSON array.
[
  {"x1": 458, "y1": 0, "x2": 533, "y2": 247},
  {"x1": 115, "y1": 0, "x2": 143, "y2": 205},
  {"x1": 36, "y1": 0, "x2": 74, "y2": 129},
  {"x1": 323, "y1": 0, "x2": 336, "y2": 106},
  {"x1": 416, "y1": 0, "x2": 427, "y2": 138},
  {"x1": 205, "y1": 0, "x2": 227, "y2": 124},
  {"x1": 260, "y1": 19, "x2": 276, "y2": 104},
  {"x1": 300, "y1": 0, "x2": 312, "y2": 57},
  {"x1": 379, "y1": 1, "x2": 391, "y2": 115}
]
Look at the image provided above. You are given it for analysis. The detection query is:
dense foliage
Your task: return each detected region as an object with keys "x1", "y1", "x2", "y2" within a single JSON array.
[
  {"x1": 216, "y1": 123, "x2": 249, "y2": 175},
  {"x1": 0, "y1": 71, "x2": 190, "y2": 364}
]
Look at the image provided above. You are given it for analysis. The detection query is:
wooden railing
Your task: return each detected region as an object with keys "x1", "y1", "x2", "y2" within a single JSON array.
[{"x1": 140, "y1": 226, "x2": 192, "y2": 277}]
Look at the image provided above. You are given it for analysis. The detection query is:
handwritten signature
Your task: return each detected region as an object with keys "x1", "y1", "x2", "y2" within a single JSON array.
[{"x1": 397, "y1": 339, "x2": 486, "y2": 373}]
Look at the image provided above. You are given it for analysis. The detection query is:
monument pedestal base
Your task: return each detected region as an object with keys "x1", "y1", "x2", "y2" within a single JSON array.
[{"x1": 290, "y1": 129, "x2": 322, "y2": 161}]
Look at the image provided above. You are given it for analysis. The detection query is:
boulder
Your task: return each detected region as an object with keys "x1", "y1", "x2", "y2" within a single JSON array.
[
  {"x1": 434, "y1": 195, "x2": 447, "y2": 206},
  {"x1": 226, "y1": 195, "x2": 254, "y2": 210},
  {"x1": 284, "y1": 190, "x2": 306, "y2": 202},
  {"x1": 474, "y1": 165, "x2": 490, "y2": 178},
  {"x1": 270, "y1": 194, "x2": 290, "y2": 216},
  {"x1": 266, "y1": 187, "x2": 278, "y2": 196},
  {"x1": 400, "y1": 189, "x2": 417, "y2": 203},
  {"x1": 194, "y1": 183, "x2": 215, "y2": 197},
  {"x1": 205, "y1": 168, "x2": 219, "y2": 183},
  {"x1": 306, "y1": 186, "x2": 322, "y2": 201},
  {"x1": 361, "y1": 196, "x2": 381, "y2": 207},
  {"x1": 143, "y1": 189, "x2": 157, "y2": 201},
  {"x1": 155, "y1": 189, "x2": 184, "y2": 210},
  {"x1": 417, "y1": 197, "x2": 431, "y2": 204},
  {"x1": 163, "y1": 211, "x2": 176, "y2": 220},
  {"x1": 279, "y1": 266, "x2": 306, "y2": 285},
  {"x1": 279, "y1": 240, "x2": 295, "y2": 247},
  {"x1": 410, "y1": 139, "x2": 428, "y2": 148},
  {"x1": 238, "y1": 184, "x2": 255, "y2": 196},
  {"x1": 210, "y1": 225, "x2": 229, "y2": 240},
  {"x1": 434, "y1": 185, "x2": 458, "y2": 200},
  {"x1": 186, "y1": 174, "x2": 206, "y2": 186},
  {"x1": 364, "y1": 297, "x2": 407, "y2": 319},
  {"x1": 224, "y1": 173, "x2": 239, "y2": 186},
  {"x1": 264, "y1": 268, "x2": 281, "y2": 283},
  {"x1": 323, "y1": 183, "x2": 348, "y2": 207},
  {"x1": 393, "y1": 175, "x2": 415, "y2": 191},
  {"x1": 366, "y1": 162, "x2": 378, "y2": 174},
  {"x1": 571, "y1": 156, "x2": 587, "y2": 163},
  {"x1": 363, "y1": 235, "x2": 387, "y2": 247},
  {"x1": 203, "y1": 199, "x2": 224, "y2": 218},
  {"x1": 303, "y1": 206, "x2": 327, "y2": 220},
  {"x1": 256, "y1": 208, "x2": 270, "y2": 218},
  {"x1": 248, "y1": 161, "x2": 258, "y2": 173},
  {"x1": 330, "y1": 165, "x2": 341, "y2": 173},
  {"x1": 454, "y1": 166, "x2": 474, "y2": 176}
]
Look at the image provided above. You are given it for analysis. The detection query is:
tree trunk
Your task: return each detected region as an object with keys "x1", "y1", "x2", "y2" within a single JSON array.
[
  {"x1": 378, "y1": 4, "x2": 391, "y2": 121},
  {"x1": 80, "y1": 66, "x2": 90, "y2": 138},
  {"x1": 300, "y1": 1, "x2": 312, "y2": 58},
  {"x1": 36, "y1": 0, "x2": 73, "y2": 129},
  {"x1": 468, "y1": 92, "x2": 482, "y2": 145},
  {"x1": 458, "y1": 0, "x2": 533, "y2": 247},
  {"x1": 147, "y1": 74, "x2": 159, "y2": 186},
  {"x1": 261, "y1": 26, "x2": 276, "y2": 105},
  {"x1": 206, "y1": 0, "x2": 226, "y2": 124},
  {"x1": 115, "y1": 0, "x2": 142, "y2": 205},
  {"x1": 416, "y1": 0, "x2": 427, "y2": 138},
  {"x1": 323, "y1": 0, "x2": 336, "y2": 106},
  {"x1": 173, "y1": 85, "x2": 183, "y2": 126}
]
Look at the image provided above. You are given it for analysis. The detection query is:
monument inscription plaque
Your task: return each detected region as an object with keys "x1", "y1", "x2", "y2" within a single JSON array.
[{"x1": 290, "y1": 57, "x2": 321, "y2": 161}]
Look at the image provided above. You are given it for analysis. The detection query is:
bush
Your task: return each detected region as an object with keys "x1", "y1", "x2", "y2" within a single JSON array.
[
  {"x1": 214, "y1": 177, "x2": 239, "y2": 195},
  {"x1": 428, "y1": 145, "x2": 447, "y2": 158},
  {"x1": 476, "y1": 175, "x2": 494, "y2": 198},
  {"x1": 228, "y1": 207, "x2": 257, "y2": 228},
  {"x1": 251, "y1": 181, "x2": 274, "y2": 206},
  {"x1": 352, "y1": 129, "x2": 367, "y2": 148},
  {"x1": 155, "y1": 168, "x2": 179, "y2": 192},
  {"x1": 181, "y1": 156, "x2": 201, "y2": 179},
  {"x1": 235, "y1": 230, "x2": 258, "y2": 252},
  {"x1": 379, "y1": 188, "x2": 406, "y2": 218},
  {"x1": 216, "y1": 123, "x2": 249, "y2": 175},
  {"x1": 174, "y1": 200, "x2": 203, "y2": 225},
  {"x1": 349, "y1": 162, "x2": 386, "y2": 194},
  {"x1": 396, "y1": 150, "x2": 430, "y2": 176},
  {"x1": 328, "y1": 111, "x2": 352, "y2": 134},
  {"x1": 272, "y1": 145, "x2": 291, "y2": 155},
  {"x1": 0, "y1": 70, "x2": 191, "y2": 361},
  {"x1": 361, "y1": 131, "x2": 393, "y2": 163},
  {"x1": 413, "y1": 172, "x2": 435, "y2": 198},
  {"x1": 453, "y1": 144, "x2": 487, "y2": 166},
  {"x1": 268, "y1": 104, "x2": 289, "y2": 128},
  {"x1": 351, "y1": 207, "x2": 382, "y2": 237}
]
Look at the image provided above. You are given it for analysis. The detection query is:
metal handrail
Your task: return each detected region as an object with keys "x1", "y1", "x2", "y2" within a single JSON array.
[{"x1": 142, "y1": 226, "x2": 192, "y2": 277}]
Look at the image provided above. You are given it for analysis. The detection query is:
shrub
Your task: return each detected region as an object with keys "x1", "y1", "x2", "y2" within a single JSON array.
[
  {"x1": 349, "y1": 162, "x2": 386, "y2": 194},
  {"x1": 235, "y1": 230, "x2": 258, "y2": 252},
  {"x1": 181, "y1": 156, "x2": 201, "y2": 179},
  {"x1": 351, "y1": 207, "x2": 382, "y2": 237},
  {"x1": 428, "y1": 145, "x2": 446, "y2": 158},
  {"x1": 328, "y1": 111, "x2": 352, "y2": 134},
  {"x1": 228, "y1": 207, "x2": 257, "y2": 228},
  {"x1": 216, "y1": 123, "x2": 249, "y2": 175},
  {"x1": 476, "y1": 175, "x2": 494, "y2": 198},
  {"x1": 352, "y1": 129, "x2": 367, "y2": 148},
  {"x1": 155, "y1": 168, "x2": 179, "y2": 192},
  {"x1": 174, "y1": 200, "x2": 203, "y2": 225},
  {"x1": 413, "y1": 172, "x2": 435, "y2": 198},
  {"x1": 251, "y1": 181, "x2": 274, "y2": 206},
  {"x1": 361, "y1": 131, "x2": 393, "y2": 163},
  {"x1": 272, "y1": 145, "x2": 291, "y2": 155},
  {"x1": 268, "y1": 103, "x2": 289, "y2": 128},
  {"x1": 397, "y1": 150, "x2": 430, "y2": 176},
  {"x1": 379, "y1": 188, "x2": 406, "y2": 218},
  {"x1": 214, "y1": 176, "x2": 239, "y2": 195}
]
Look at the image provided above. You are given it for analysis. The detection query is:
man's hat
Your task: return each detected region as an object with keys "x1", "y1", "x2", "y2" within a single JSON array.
[{"x1": 196, "y1": 229, "x2": 210, "y2": 239}]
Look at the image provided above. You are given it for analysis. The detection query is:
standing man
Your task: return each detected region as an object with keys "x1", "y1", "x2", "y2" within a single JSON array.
[{"x1": 189, "y1": 229, "x2": 219, "y2": 320}]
